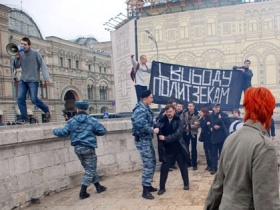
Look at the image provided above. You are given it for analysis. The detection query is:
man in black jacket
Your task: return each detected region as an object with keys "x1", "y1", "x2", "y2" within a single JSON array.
[
  {"x1": 209, "y1": 103, "x2": 231, "y2": 175},
  {"x1": 156, "y1": 104, "x2": 190, "y2": 195}
]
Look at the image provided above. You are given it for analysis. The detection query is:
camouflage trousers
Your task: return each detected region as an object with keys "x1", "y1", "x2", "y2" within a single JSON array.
[
  {"x1": 74, "y1": 145, "x2": 99, "y2": 186},
  {"x1": 135, "y1": 138, "x2": 156, "y2": 186}
]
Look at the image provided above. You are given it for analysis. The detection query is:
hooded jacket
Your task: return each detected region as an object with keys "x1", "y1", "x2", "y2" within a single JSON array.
[
  {"x1": 53, "y1": 112, "x2": 107, "y2": 148},
  {"x1": 204, "y1": 120, "x2": 280, "y2": 210},
  {"x1": 156, "y1": 115, "x2": 191, "y2": 164}
]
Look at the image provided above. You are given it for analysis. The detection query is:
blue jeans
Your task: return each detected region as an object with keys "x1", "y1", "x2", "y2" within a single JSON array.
[{"x1": 17, "y1": 80, "x2": 49, "y2": 120}]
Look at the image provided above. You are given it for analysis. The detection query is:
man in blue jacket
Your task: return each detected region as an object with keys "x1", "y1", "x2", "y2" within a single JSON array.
[
  {"x1": 209, "y1": 103, "x2": 231, "y2": 175},
  {"x1": 131, "y1": 90, "x2": 159, "y2": 199},
  {"x1": 53, "y1": 100, "x2": 107, "y2": 199}
]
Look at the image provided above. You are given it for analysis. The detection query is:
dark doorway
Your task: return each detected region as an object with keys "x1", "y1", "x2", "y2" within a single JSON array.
[{"x1": 64, "y1": 90, "x2": 79, "y2": 119}]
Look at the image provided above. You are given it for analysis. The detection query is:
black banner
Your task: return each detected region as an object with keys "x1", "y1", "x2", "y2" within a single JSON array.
[{"x1": 149, "y1": 61, "x2": 243, "y2": 111}]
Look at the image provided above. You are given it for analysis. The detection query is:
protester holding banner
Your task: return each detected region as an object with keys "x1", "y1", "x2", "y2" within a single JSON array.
[
  {"x1": 233, "y1": 60, "x2": 253, "y2": 93},
  {"x1": 131, "y1": 55, "x2": 151, "y2": 102},
  {"x1": 182, "y1": 102, "x2": 200, "y2": 170},
  {"x1": 198, "y1": 108, "x2": 212, "y2": 171},
  {"x1": 205, "y1": 87, "x2": 280, "y2": 210},
  {"x1": 131, "y1": 90, "x2": 159, "y2": 199},
  {"x1": 209, "y1": 103, "x2": 231, "y2": 175}
]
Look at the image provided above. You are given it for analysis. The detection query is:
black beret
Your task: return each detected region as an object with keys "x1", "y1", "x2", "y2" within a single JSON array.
[
  {"x1": 140, "y1": 90, "x2": 152, "y2": 98},
  {"x1": 75, "y1": 100, "x2": 89, "y2": 110}
]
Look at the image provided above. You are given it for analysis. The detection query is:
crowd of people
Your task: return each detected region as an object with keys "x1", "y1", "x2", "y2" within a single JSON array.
[
  {"x1": 130, "y1": 87, "x2": 280, "y2": 209},
  {"x1": 129, "y1": 54, "x2": 279, "y2": 208}
]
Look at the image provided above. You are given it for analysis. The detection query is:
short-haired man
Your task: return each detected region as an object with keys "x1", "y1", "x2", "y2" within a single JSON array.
[
  {"x1": 131, "y1": 54, "x2": 151, "y2": 102},
  {"x1": 156, "y1": 104, "x2": 190, "y2": 195},
  {"x1": 176, "y1": 102, "x2": 184, "y2": 119},
  {"x1": 14, "y1": 37, "x2": 51, "y2": 123},
  {"x1": 131, "y1": 90, "x2": 159, "y2": 199},
  {"x1": 209, "y1": 103, "x2": 231, "y2": 175},
  {"x1": 205, "y1": 87, "x2": 280, "y2": 209},
  {"x1": 156, "y1": 99, "x2": 177, "y2": 122},
  {"x1": 182, "y1": 102, "x2": 200, "y2": 170},
  {"x1": 229, "y1": 109, "x2": 243, "y2": 134}
]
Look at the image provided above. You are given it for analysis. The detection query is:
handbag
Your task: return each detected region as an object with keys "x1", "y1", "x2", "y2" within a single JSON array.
[{"x1": 198, "y1": 132, "x2": 204, "y2": 142}]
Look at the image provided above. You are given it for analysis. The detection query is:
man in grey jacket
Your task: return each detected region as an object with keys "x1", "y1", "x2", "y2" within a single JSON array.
[
  {"x1": 14, "y1": 37, "x2": 50, "y2": 123},
  {"x1": 205, "y1": 87, "x2": 280, "y2": 210}
]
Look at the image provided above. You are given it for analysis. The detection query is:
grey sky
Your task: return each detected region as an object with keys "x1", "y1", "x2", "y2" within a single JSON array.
[{"x1": 1, "y1": 0, "x2": 127, "y2": 42}]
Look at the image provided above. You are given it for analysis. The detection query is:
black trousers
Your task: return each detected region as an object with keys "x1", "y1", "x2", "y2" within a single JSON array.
[
  {"x1": 159, "y1": 152, "x2": 189, "y2": 190},
  {"x1": 184, "y1": 134, "x2": 197, "y2": 168},
  {"x1": 135, "y1": 85, "x2": 147, "y2": 102},
  {"x1": 211, "y1": 142, "x2": 224, "y2": 172},
  {"x1": 203, "y1": 140, "x2": 212, "y2": 169}
]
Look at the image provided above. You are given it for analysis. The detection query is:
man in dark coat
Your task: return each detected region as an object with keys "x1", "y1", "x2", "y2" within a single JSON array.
[
  {"x1": 156, "y1": 104, "x2": 190, "y2": 195},
  {"x1": 209, "y1": 103, "x2": 231, "y2": 175}
]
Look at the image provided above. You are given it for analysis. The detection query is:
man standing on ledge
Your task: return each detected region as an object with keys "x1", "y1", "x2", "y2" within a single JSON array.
[
  {"x1": 131, "y1": 54, "x2": 151, "y2": 102},
  {"x1": 131, "y1": 90, "x2": 159, "y2": 199},
  {"x1": 205, "y1": 87, "x2": 280, "y2": 209},
  {"x1": 14, "y1": 37, "x2": 51, "y2": 123}
]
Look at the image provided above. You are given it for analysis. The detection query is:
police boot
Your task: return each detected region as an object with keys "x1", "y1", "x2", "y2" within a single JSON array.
[
  {"x1": 94, "y1": 182, "x2": 107, "y2": 193},
  {"x1": 142, "y1": 186, "x2": 154, "y2": 199},
  {"x1": 148, "y1": 186, "x2": 158, "y2": 192},
  {"x1": 79, "y1": 185, "x2": 90, "y2": 199}
]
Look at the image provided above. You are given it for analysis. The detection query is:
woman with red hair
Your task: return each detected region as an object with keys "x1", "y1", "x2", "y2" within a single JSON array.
[{"x1": 205, "y1": 87, "x2": 280, "y2": 210}]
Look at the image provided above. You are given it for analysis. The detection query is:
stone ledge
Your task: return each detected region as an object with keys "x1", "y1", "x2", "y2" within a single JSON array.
[{"x1": 0, "y1": 119, "x2": 132, "y2": 147}]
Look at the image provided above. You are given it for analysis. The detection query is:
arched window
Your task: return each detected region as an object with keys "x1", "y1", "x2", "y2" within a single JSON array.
[
  {"x1": 89, "y1": 107, "x2": 95, "y2": 114},
  {"x1": 155, "y1": 25, "x2": 163, "y2": 41},
  {"x1": 180, "y1": 22, "x2": 189, "y2": 39},
  {"x1": 207, "y1": 18, "x2": 216, "y2": 36},
  {"x1": 99, "y1": 81, "x2": 108, "y2": 100},
  {"x1": 87, "y1": 79, "x2": 95, "y2": 100},
  {"x1": 87, "y1": 84, "x2": 94, "y2": 100},
  {"x1": 101, "y1": 107, "x2": 108, "y2": 113},
  {"x1": 263, "y1": 17, "x2": 273, "y2": 31},
  {"x1": 248, "y1": 19, "x2": 257, "y2": 32}
]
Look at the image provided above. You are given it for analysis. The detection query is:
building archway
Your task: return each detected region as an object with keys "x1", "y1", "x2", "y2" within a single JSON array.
[
  {"x1": 64, "y1": 90, "x2": 79, "y2": 118},
  {"x1": 101, "y1": 107, "x2": 108, "y2": 113}
]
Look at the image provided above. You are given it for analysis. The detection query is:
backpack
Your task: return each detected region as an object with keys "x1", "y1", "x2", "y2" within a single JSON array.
[{"x1": 130, "y1": 63, "x2": 140, "y2": 82}]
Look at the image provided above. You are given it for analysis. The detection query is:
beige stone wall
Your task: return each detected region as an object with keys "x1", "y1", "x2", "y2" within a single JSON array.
[{"x1": 137, "y1": 0, "x2": 280, "y2": 102}]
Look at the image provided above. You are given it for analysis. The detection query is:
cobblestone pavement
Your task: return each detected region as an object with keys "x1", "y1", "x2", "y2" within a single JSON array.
[
  {"x1": 23, "y1": 164, "x2": 214, "y2": 210},
  {"x1": 23, "y1": 139, "x2": 280, "y2": 210}
]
